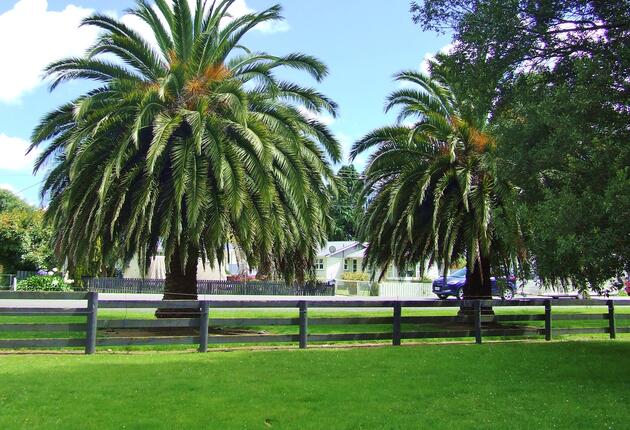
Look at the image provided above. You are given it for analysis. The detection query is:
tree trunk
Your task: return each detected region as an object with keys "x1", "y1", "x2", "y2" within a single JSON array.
[
  {"x1": 463, "y1": 255, "x2": 492, "y2": 299},
  {"x1": 458, "y1": 253, "x2": 494, "y2": 319},
  {"x1": 155, "y1": 245, "x2": 200, "y2": 318}
]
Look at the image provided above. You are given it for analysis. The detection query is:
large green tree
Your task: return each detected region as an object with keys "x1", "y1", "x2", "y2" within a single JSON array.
[
  {"x1": 30, "y1": 0, "x2": 340, "y2": 309},
  {"x1": 0, "y1": 191, "x2": 56, "y2": 273},
  {"x1": 351, "y1": 71, "x2": 523, "y2": 300},
  {"x1": 411, "y1": 0, "x2": 630, "y2": 290},
  {"x1": 328, "y1": 165, "x2": 365, "y2": 240},
  {"x1": 493, "y1": 62, "x2": 630, "y2": 290}
]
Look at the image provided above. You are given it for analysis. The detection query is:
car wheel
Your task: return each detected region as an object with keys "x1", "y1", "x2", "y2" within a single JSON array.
[
  {"x1": 502, "y1": 288, "x2": 514, "y2": 300},
  {"x1": 437, "y1": 294, "x2": 449, "y2": 300},
  {"x1": 456, "y1": 288, "x2": 464, "y2": 300}
]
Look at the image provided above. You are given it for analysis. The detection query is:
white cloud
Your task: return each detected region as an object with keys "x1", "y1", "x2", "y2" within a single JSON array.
[
  {"x1": 0, "y1": 0, "x2": 288, "y2": 104},
  {"x1": 0, "y1": 183, "x2": 17, "y2": 193},
  {"x1": 226, "y1": 0, "x2": 290, "y2": 33},
  {"x1": 0, "y1": 134, "x2": 38, "y2": 171},
  {"x1": 419, "y1": 42, "x2": 455, "y2": 75},
  {"x1": 0, "y1": 0, "x2": 98, "y2": 103}
]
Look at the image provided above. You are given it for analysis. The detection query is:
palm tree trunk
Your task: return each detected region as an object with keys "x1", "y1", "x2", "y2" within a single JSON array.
[
  {"x1": 155, "y1": 245, "x2": 199, "y2": 318},
  {"x1": 458, "y1": 253, "x2": 494, "y2": 319},
  {"x1": 463, "y1": 255, "x2": 492, "y2": 299}
]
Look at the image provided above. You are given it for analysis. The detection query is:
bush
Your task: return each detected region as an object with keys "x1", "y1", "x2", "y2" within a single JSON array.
[
  {"x1": 341, "y1": 272, "x2": 370, "y2": 281},
  {"x1": 16, "y1": 275, "x2": 72, "y2": 292},
  {"x1": 369, "y1": 282, "x2": 380, "y2": 297}
]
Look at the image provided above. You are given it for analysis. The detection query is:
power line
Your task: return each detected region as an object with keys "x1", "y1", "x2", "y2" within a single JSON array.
[{"x1": 14, "y1": 180, "x2": 45, "y2": 194}]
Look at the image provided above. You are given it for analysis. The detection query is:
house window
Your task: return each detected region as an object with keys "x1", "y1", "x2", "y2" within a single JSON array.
[
  {"x1": 352, "y1": 259, "x2": 358, "y2": 272},
  {"x1": 344, "y1": 259, "x2": 348, "y2": 271},
  {"x1": 314, "y1": 258, "x2": 324, "y2": 270}
]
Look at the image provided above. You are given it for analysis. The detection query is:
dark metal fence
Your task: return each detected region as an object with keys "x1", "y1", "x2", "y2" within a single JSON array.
[
  {"x1": 0, "y1": 274, "x2": 15, "y2": 289},
  {"x1": 16, "y1": 271, "x2": 38, "y2": 281},
  {"x1": 0, "y1": 293, "x2": 629, "y2": 354},
  {"x1": 83, "y1": 277, "x2": 335, "y2": 296}
]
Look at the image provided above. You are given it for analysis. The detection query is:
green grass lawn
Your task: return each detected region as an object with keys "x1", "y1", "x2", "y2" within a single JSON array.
[{"x1": 0, "y1": 341, "x2": 628, "y2": 429}]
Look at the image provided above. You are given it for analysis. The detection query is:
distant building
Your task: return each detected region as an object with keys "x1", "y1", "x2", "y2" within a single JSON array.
[
  {"x1": 124, "y1": 240, "x2": 438, "y2": 282},
  {"x1": 314, "y1": 241, "x2": 438, "y2": 282},
  {"x1": 123, "y1": 244, "x2": 254, "y2": 280}
]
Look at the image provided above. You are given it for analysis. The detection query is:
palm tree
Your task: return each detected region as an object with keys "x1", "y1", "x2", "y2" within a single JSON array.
[
  {"x1": 30, "y1": 0, "x2": 341, "y2": 313},
  {"x1": 351, "y1": 70, "x2": 523, "y2": 301}
]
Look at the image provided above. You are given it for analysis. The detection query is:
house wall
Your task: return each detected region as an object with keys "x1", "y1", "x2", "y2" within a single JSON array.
[
  {"x1": 314, "y1": 257, "x2": 343, "y2": 281},
  {"x1": 124, "y1": 256, "x2": 227, "y2": 280},
  {"x1": 327, "y1": 257, "x2": 343, "y2": 280}
]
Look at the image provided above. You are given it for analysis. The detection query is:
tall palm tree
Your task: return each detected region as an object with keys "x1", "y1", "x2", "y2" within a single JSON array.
[
  {"x1": 30, "y1": 0, "x2": 341, "y2": 312},
  {"x1": 351, "y1": 70, "x2": 523, "y2": 300}
]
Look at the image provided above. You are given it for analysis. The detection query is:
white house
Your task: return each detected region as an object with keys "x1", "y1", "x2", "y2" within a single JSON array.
[
  {"x1": 314, "y1": 241, "x2": 439, "y2": 282},
  {"x1": 124, "y1": 244, "x2": 253, "y2": 280},
  {"x1": 124, "y1": 240, "x2": 438, "y2": 282},
  {"x1": 314, "y1": 241, "x2": 367, "y2": 280}
]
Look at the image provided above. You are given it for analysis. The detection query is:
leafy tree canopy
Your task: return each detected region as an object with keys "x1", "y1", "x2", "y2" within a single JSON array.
[
  {"x1": 0, "y1": 191, "x2": 56, "y2": 273},
  {"x1": 412, "y1": 0, "x2": 630, "y2": 290},
  {"x1": 0, "y1": 189, "x2": 30, "y2": 213},
  {"x1": 328, "y1": 165, "x2": 365, "y2": 241}
]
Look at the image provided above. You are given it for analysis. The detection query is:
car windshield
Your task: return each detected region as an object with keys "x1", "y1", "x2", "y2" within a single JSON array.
[{"x1": 450, "y1": 268, "x2": 467, "y2": 278}]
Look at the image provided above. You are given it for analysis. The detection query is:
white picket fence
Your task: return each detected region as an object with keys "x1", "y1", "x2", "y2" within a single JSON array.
[
  {"x1": 378, "y1": 282, "x2": 433, "y2": 297},
  {"x1": 335, "y1": 280, "x2": 434, "y2": 298}
]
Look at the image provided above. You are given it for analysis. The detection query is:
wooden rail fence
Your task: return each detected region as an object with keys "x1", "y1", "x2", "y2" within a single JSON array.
[{"x1": 0, "y1": 292, "x2": 629, "y2": 354}]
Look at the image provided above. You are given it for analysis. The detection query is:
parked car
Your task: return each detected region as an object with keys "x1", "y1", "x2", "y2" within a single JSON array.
[{"x1": 432, "y1": 268, "x2": 517, "y2": 300}]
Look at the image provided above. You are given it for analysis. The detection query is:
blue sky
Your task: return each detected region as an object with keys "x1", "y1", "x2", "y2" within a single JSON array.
[{"x1": 0, "y1": 0, "x2": 451, "y2": 205}]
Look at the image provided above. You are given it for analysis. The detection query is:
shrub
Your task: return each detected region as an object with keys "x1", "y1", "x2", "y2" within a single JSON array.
[
  {"x1": 16, "y1": 275, "x2": 72, "y2": 292},
  {"x1": 369, "y1": 282, "x2": 380, "y2": 296},
  {"x1": 341, "y1": 272, "x2": 370, "y2": 281}
]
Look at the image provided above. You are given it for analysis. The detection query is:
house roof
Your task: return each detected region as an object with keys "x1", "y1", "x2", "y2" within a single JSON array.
[
  {"x1": 344, "y1": 248, "x2": 367, "y2": 259},
  {"x1": 316, "y1": 241, "x2": 367, "y2": 257}
]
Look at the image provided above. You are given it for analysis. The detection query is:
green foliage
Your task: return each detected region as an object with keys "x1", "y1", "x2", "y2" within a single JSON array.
[
  {"x1": 328, "y1": 165, "x2": 365, "y2": 240},
  {"x1": 340, "y1": 272, "x2": 369, "y2": 281},
  {"x1": 31, "y1": 0, "x2": 341, "y2": 284},
  {"x1": 351, "y1": 70, "x2": 525, "y2": 290},
  {"x1": 411, "y1": 0, "x2": 630, "y2": 291},
  {"x1": 0, "y1": 193, "x2": 56, "y2": 273},
  {"x1": 493, "y1": 62, "x2": 630, "y2": 290},
  {"x1": 16, "y1": 275, "x2": 72, "y2": 292},
  {"x1": 368, "y1": 282, "x2": 379, "y2": 296},
  {"x1": 0, "y1": 190, "x2": 29, "y2": 213}
]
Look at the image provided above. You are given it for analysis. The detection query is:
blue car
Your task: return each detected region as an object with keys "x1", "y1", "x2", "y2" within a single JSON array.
[{"x1": 432, "y1": 268, "x2": 516, "y2": 300}]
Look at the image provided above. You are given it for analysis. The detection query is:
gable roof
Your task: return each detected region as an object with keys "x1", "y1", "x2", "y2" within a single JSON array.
[
  {"x1": 316, "y1": 241, "x2": 367, "y2": 258},
  {"x1": 344, "y1": 248, "x2": 367, "y2": 259}
]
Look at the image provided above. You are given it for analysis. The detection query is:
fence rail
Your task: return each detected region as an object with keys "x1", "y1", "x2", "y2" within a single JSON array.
[
  {"x1": 83, "y1": 277, "x2": 334, "y2": 296},
  {"x1": 0, "y1": 293, "x2": 629, "y2": 354}
]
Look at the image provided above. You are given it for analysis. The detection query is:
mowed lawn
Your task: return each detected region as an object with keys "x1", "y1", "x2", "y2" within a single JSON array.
[{"x1": 0, "y1": 341, "x2": 628, "y2": 429}]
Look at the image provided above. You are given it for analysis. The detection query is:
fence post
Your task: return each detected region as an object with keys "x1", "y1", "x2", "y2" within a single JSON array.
[
  {"x1": 199, "y1": 301, "x2": 209, "y2": 352},
  {"x1": 545, "y1": 300, "x2": 552, "y2": 341},
  {"x1": 474, "y1": 300, "x2": 482, "y2": 344},
  {"x1": 299, "y1": 301, "x2": 308, "y2": 349},
  {"x1": 11, "y1": 275, "x2": 17, "y2": 291},
  {"x1": 392, "y1": 302, "x2": 402, "y2": 346},
  {"x1": 85, "y1": 291, "x2": 98, "y2": 355},
  {"x1": 608, "y1": 300, "x2": 616, "y2": 340}
]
